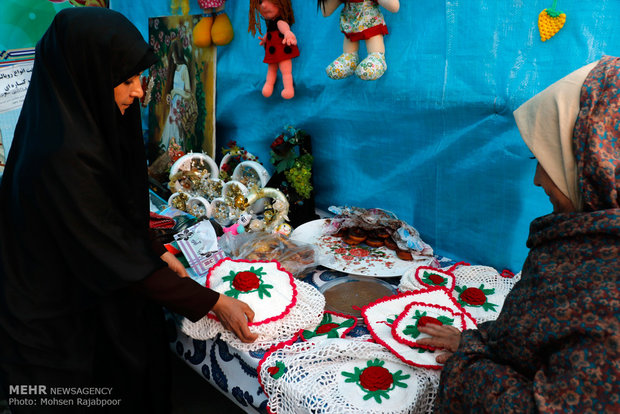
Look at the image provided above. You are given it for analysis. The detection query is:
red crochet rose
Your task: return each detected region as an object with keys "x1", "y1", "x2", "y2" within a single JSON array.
[
  {"x1": 267, "y1": 366, "x2": 279, "y2": 376},
  {"x1": 316, "y1": 323, "x2": 339, "y2": 334},
  {"x1": 428, "y1": 273, "x2": 445, "y2": 284},
  {"x1": 460, "y1": 287, "x2": 486, "y2": 306},
  {"x1": 359, "y1": 365, "x2": 393, "y2": 392},
  {"x1": 232, "y1": 271, "x2": 261, "y2": 292},
  {"x1": 417, "y1": 316, "x2": 442, "y2": 327}
]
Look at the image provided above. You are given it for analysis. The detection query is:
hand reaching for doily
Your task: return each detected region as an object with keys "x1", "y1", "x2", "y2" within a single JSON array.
[
  {"x1": 416, "y1": 324, "x2": 461, "y2": 364},
  {"x1": 212, "y1": 295, "x2": 258, "y2": 343}
]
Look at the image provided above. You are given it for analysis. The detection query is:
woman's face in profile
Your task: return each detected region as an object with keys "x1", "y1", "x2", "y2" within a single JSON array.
[
  {"x1": 114, "y1": 74, "x2": 143, "y2": 115},
  {"x1": 533, "y1": 163, "x2": 575, "y2": 213}
]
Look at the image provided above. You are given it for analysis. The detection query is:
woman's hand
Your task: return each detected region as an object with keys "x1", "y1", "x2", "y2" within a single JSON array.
[
  {"x1": 160, "y1": 251, "x2": 189, "y2": 278},
  {"x1": 212, "y1": 295, "x2": 258, "y2": 343},
  {"x1": 416, "y1": 324, "x2": 461, "y2": 364}
]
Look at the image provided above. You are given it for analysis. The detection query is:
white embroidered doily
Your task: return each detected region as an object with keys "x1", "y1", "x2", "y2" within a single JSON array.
[
  {"x1": 181, "y1": 259, "x2": 325, "y2": 351},
  {"x1": 258, "y1": 338, "x2": 440, "y2": 414},
  {"x1": 399, "y1": 264, "x2": 522, "y2": 324},
  {"x1": 362, "y1": 288, "x2": 477, "y2": 369}
]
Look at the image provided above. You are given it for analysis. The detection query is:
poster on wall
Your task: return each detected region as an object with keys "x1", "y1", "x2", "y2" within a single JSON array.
[{"x1": 147, "y1": 15, "x2": 216, "y2": 182}]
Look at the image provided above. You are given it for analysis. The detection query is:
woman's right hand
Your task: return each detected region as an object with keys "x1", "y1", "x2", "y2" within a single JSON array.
[
  {"x1": 416, "y1": 324, "x2": 461, "y2": 364},
  {"x1": 211, "y1": 294, "x2": 258, "y2": 343}
]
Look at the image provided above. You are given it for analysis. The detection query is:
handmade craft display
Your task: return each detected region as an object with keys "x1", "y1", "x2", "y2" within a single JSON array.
[
  {"x1": 248, "y1": 0, "x2": 299, "y2": 99},
  {"x1": 258, "y1": 338, "x2": 440, "y2": 414},
  {"x1": 538, "y1": 0, "x2": 566, "y2": 42},
  {"x1": 181, "y1": 259, "x2": 325, "y2": 351},
  {"x1": 165, "y1": 151, "x2": 290, "y2": 231},
  {"x1": 398, "y1": 264, "x2": 522, "y2": 324},
  {"x1": 267, "y1": 126, "x2": 319, "y2": 227},
  {"x1": 361, "y1": 288, "x2": 476, "y2": 369},
  {"x1": 218, "y1": 140, "x2": 262, "y2": 181},
  {"x1": 317, "y1": 0, "x2": 400, "y2": 81}
]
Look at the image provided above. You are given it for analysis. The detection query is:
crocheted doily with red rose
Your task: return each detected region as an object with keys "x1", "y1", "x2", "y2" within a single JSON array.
[
  {"x1": 180, "y1": 258, "x2": 325, "y2": 351},
  {"x1": 258, "y1": 338, "x2": 440, "y2": 414},
  {"x1": 362, "y1": 287, "x2": 477, "y2": 370},
  {"x1": 399, "y1": 264, "x2": 522, "y2": 324}
]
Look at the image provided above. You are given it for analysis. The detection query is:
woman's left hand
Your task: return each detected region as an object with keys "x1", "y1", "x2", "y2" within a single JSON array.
[
  {"x1": 416, "y1": 324, "x2": 461, "y2": 364},
  {"x1": 160, "y1": 251, "x2": 189, "y2": 278}
]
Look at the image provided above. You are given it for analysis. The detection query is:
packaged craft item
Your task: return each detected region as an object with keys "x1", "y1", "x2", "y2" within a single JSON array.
[{"x1": 218, "y1": 231, "x2": 317, "y2": 278}]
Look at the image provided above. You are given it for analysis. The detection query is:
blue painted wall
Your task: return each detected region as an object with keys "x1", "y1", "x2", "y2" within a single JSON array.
[{"x1": 111, "y1": 1, "x2": 620, "y2": 271}]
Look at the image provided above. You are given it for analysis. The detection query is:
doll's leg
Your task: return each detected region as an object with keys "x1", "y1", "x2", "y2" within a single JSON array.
[
  {"x1": 326, "y1": 37, "x2": 359, "y2": 80},
  {"x1": 279, "y1": 60, "x2": 294, "y2": 99},
  {"x1": 262, "y1": 63, "x2": 278, "y2": 97},
  {"x1": 355, "y1": 35, "x2": 387, "y2": 81}
]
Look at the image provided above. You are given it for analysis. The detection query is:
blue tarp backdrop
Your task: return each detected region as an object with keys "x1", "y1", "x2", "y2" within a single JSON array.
[{"x1": 110, "y1": 1, "x2": 619, "y2": 272}]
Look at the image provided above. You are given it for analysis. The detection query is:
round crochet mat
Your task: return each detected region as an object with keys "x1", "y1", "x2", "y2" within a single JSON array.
[
  {"x1": 362, "y1": 288, "x2": 477, "y2": 369},
  {"x1": 181, "y1": 278, "x2": 325, "y2": 352},
  {"x1": 392, "y1": 302, "x2": 465, "y2": 350},
  {"x1": 206, "y1": 258, "x2": 297, "y2": 325},
  {"x1": 258, "y1": 339, "x2": 440, "y2": 414},
  {"x1": 399, "y1": 264, "x2": 522, "y2": 324}
]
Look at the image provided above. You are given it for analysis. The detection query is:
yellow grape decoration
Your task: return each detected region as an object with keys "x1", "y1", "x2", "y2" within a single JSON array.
[{"x1": 538, "y1": 1, "x2": 566, "y2": 42}]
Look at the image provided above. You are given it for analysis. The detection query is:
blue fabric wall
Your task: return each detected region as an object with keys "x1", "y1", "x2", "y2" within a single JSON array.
[{"x1": 111, "y1": 1, "x2": 620, "y2": 272}]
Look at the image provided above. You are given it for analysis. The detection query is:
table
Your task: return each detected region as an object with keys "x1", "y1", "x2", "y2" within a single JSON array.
[{"x1": 166, "y1": 267, "x2": 404, "y2": 413}]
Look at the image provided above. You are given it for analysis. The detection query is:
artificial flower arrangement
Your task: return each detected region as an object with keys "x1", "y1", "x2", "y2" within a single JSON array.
[
  {"x1": 218, "y1": 140, "x2": 262, "y2": 182},
  {"x1": 267, "y1": 126, "x2": 319, "y2": 227}
]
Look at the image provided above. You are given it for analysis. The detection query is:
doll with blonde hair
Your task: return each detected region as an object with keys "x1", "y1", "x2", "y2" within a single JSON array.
[
  {"x1": 318, "y1": 0, "x2": 399, "y2": 81},
  {"x1": 249, "y1": 0, "x2": 299, "y2": 99}
]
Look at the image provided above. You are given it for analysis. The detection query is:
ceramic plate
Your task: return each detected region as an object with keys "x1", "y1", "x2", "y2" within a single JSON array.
[
  {"x1": 291, "y1": 219, "x2": 436, "y2": 277},
  {"x1": 319, "y1": 276, "x2": 398, "y2": 320}
]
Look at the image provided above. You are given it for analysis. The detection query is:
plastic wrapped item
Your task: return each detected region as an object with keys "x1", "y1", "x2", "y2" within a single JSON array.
[
  {"x1": 218, "y1": 231, "x2": 318, "y2": 278},
  {"x1": 324, "y1": 206, "x2": 434, "y2": 257}
]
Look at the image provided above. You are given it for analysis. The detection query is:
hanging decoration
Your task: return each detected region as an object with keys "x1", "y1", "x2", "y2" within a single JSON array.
[{"x1": 538, "y1": 1, "x2": 566, "y2": 42}]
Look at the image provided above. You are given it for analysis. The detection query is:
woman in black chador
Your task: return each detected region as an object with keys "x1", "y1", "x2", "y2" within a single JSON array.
[{"x1": 0, "y1": 8, "x2": 256, "y2": 412}]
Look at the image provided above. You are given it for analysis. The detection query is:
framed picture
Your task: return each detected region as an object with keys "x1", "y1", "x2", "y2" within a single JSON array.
[{"x1": 147, "y1": 14, "x2": 216, "y2": 180}]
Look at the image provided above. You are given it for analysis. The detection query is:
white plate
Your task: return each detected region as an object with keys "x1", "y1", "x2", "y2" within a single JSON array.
[{"x1": 291, "y1": 219, "x2": 435, "y2": 277}]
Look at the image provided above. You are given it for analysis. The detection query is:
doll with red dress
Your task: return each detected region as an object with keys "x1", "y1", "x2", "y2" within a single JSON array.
[
  {"x1": 249, "y1": 0, "x2": 299, "y2": 99},
  {"x1": 318, "y1": 0, "x2": 400, "y2": 81}
]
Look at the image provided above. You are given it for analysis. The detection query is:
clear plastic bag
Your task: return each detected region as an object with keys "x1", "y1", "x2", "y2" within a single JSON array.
[{"x1": 218, "y1": 231, "x2": 318, "y2": 278}]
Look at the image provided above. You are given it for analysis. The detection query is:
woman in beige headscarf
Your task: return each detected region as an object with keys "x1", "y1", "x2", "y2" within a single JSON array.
[{"x1": 417, "y1": 57, "x2": 619, "y2": 413}]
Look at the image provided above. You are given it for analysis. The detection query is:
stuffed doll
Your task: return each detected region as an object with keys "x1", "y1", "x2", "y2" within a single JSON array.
[
  {"x1": 249, "y1": 0, "x2": 299, "y2": 99},
  {"x1": 318, "y1": 0, "x2": 399, "y2": 81},
  {"x1": 171, "y1": 0, "x2": 233, "y2": 47}
]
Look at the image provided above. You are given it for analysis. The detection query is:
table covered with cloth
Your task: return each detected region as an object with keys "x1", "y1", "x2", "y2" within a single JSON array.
[{"x1": 165, "y1": 256, "x2": 465, "y2": 414}]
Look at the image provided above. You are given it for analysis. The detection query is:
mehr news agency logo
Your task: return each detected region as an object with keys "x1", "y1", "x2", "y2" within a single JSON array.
[{"x1": 8, "y1": 385, "x2": 122, "y2": 408}]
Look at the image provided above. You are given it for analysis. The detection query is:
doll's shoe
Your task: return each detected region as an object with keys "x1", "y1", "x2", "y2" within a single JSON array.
[
  {"x1": 193, "y1": 15, "x2": 214, "y2": 47},
  {"x1": 326, "y1": 53, "x2": 359, "y2": 80},
  {"x1": 212, "y1": 12, "x2": 234, "y2": 46},
  {"x1": 355, "y1": 52, "x2": 387, "y2": 81}
]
